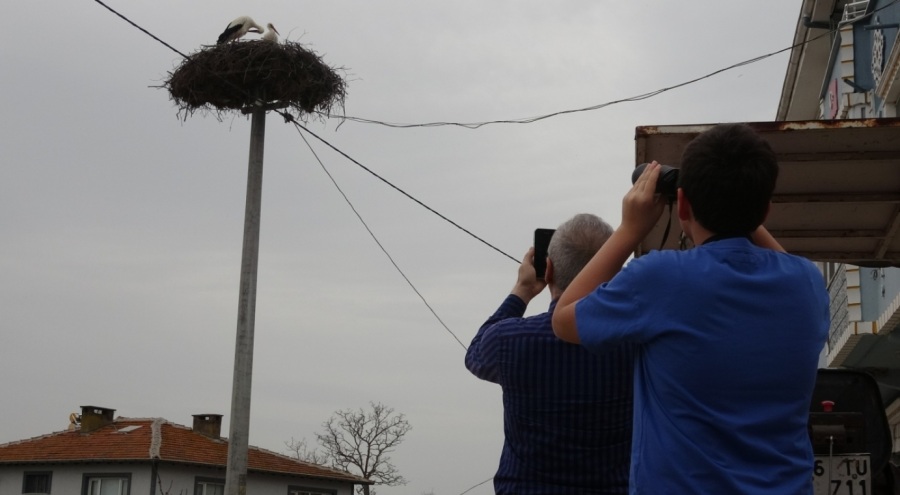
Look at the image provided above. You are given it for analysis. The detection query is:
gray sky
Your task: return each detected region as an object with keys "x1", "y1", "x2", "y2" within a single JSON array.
[{"x1": 1, "y1": 1, "x2": 801, "y2": 493}]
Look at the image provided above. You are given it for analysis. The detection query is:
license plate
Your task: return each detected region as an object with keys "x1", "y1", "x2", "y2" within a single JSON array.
[{"x1": 813, "y1": 455, "x2": 871, "y2": 495}]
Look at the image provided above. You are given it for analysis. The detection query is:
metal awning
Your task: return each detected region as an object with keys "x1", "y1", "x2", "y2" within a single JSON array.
[{"x1": 633, "y1": 118, "x2": 900, "y2": 266}]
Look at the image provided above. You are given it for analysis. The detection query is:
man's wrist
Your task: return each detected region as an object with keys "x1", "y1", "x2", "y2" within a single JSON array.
[
  {"x1": 510, "y1": 286, "x2": 533, "y2": 304},
  {"x1": 614, "y1": 223, "x2": 649, "y2": 249}
]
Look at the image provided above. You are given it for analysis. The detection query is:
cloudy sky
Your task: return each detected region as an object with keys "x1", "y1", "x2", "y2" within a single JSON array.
[{"x1": 2, "y1": 1, "x2": 803, "y2": 493}]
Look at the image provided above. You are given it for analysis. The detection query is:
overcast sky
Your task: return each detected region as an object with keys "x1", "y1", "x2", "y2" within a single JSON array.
[{"x1": 1, "y1": 1, "x2": 803, "y2": 494}]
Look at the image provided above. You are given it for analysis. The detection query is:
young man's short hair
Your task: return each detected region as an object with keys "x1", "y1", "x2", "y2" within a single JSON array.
[{"x1": 677, "y1": 123, "x2": 778, "y2": 236}]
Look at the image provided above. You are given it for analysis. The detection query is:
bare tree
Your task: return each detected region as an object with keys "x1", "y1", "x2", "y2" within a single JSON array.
[
  {"x1": 316, "y1": 402, "x2": 411, "y2": 495},
  {"x1": 285, "y1": 436, "x2": 329, "y2": 465}
]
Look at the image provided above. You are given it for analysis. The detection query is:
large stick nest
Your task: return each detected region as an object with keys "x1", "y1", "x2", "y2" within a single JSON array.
[{"x1": 165, "y1": 40, "x2": 346, "y2": 119}]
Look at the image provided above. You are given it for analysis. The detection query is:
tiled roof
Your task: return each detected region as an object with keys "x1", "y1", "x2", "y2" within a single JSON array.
[{"x1": 0, "y1": 417, "x2": 368, "y2": 485}]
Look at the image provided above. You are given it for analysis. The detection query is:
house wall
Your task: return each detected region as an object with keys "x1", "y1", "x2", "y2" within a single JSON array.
[
  {"x1": 247, "y1": 471, "x2": 355, "y2": 495},
  {"x1": 861, "y1": 267, "x2": 900, "y2": 322},
  {"x1": 155, "y1": 463, "x2": 356, "y2": 495},
  {"x1": 0, "y1": 463, "x2": 356, "y2": 495},
  {"x1": 0, "y1": 463, "x2": 153, "y2": 494}
]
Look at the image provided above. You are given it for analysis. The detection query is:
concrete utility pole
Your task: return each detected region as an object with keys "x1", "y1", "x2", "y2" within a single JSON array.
[{"x1": 224, "y1": 108, "x2": 266, "y2": 495}]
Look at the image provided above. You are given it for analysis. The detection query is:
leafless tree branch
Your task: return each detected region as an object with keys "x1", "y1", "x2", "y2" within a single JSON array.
[{"x1": 311, "y1": 402, "x2": 412, "y2": 495}]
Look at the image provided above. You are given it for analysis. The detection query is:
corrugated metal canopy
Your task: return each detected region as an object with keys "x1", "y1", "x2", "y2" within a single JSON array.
[{"x1": 633, "y1": 118, "x2": 900, "y2": 267}]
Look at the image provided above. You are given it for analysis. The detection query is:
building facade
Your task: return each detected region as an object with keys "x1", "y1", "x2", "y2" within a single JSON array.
[{"x1": 778, "y1": 0, "x2": 900, "y2": 461}]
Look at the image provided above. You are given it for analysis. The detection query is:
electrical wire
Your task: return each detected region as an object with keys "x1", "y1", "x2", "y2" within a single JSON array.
[
  {"x1": 458, "y1": 476, "x2": 493, "y2": 495},
  {"x1": 317, "y1": 0, "x2": 900, "y2": 130},
  {"x1": 89, "y1": 0, "x2": 484, "y2": 361},
  {"x1": 290, "y1": 122, "x2": 519, "y2": 264},
  {"x1": 93, "y1": 0, "x2": 897, "y2": 134},
  {"x1": 295, "y1": 127, "x2": 469, "y2": 351},
  {"x1": 92, "y1": 0, "x2": 518, "y2": 266},
  {"x1": 93, "y1": 0, "x2": 191, "y2": 59},
  {"x1": 319, "y1": 37, "x2": 805, "y2": 130}
]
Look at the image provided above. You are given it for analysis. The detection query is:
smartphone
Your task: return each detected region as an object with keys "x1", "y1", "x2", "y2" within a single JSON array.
[{"x1": 533, "y1": 228, "x2": 555, "y2": 280}]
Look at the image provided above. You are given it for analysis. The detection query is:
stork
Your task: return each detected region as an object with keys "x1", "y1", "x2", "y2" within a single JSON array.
[
  {"x1": 217, "y1": 16, "x2": 264, "y2": 44},
  {"x1": 261, "y1": 23, "x2": 280, "y2": 43}
]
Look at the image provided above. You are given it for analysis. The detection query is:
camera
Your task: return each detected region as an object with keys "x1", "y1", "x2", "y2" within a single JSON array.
[{"x1": 632, "y1": 163, "x2": 679, "y2": 200}]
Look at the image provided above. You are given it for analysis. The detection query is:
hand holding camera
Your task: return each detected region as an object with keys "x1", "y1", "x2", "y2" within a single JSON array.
[
  {"x1": 621, "y1": 161, "x2": 669, "y2": 243},
  {"x1": 632, "y1": 162, "x2": 679, "y2": 200}
]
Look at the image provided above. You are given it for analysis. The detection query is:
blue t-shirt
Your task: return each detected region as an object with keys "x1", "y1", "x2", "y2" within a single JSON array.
[{"x1": 576, "y1": 238, "x2": 829, "y2": 494}]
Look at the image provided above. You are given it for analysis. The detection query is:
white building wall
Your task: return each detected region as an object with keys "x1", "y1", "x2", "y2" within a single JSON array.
[
  {"x1": 0, "y1": 463, "x2": 153, "y2": 494},
  {"x1": 0, "y1": 463, "x2": 356, "y2": 495}
]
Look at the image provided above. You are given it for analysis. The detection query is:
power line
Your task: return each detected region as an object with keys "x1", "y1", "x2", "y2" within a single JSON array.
[
  {"x1": 95, "y1": 0, "x2": 893, "y2": 134},
  {"x1": 294, "y1": 126, "x2": 469, "y2": 351},
  {"x1": 317, "y1": 0, "x2": 900, "y2": 130},
  {"x1": 93, "y1": 0, "x2": 190, "y2": 59},
  {"x1": 89, "y1": 0, "x2": 489, "y2": 357},
  {"x1": 91, "y1": 0, "x2": 519, "y2": 266},
  {"x1": 291, "y1": 123, "x2": 519, "y2": 264},
  {"x1": 458, "y1": 476, "x2": 493, "y2": 495},
  {"x1": 319, "y1": 36, "x2": 809, "y2": 130}
]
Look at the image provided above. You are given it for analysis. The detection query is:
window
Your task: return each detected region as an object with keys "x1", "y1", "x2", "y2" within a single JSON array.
[
  {"x1": 288, "y1": 486, "x2": 336, "y2": 495},
  {"x1": 195, "y1": 477, "x2": 224, "y2": 495},
  {"x1": 23, "y1": 471, "x2": 52, "y2": 493},
  {"x1": 83, "y1": 474, "x2": 130, "y2": 495}
]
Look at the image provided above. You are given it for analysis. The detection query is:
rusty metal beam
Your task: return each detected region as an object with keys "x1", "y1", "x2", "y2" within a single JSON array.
[
  {"x1": 771, "y1": 193, "x2": 900, "y2": 203},
  {"x1": 769, "y1": 229, "x2": 886, "y2": 238}
]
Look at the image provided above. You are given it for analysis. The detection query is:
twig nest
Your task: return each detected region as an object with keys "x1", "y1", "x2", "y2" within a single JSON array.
[{"x1": 166, "y1": 40, "x2": 346, "y2": 119}]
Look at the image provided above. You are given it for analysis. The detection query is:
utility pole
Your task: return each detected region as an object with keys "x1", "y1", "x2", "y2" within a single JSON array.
[
  {"x1": 224, "y1": 108, "x2": 266, "y2": 495},
  {"x1": 163, "y1": 35, "x2": 344, "y2": 495}
]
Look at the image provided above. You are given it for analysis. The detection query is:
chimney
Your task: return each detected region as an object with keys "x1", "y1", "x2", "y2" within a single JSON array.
[
  {"x1": 80, "y1": 406, "x2": 116, "y2": 433},
  {"x1": 192, "y1": 414, "x2": 223, "y2": 439}
]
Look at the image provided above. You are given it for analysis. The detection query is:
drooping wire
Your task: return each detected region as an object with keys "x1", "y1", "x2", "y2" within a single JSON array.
[
  {"x1": 93, "y1": 0, "x2": 191, "y2": 60},
  {"x1": 88, "y1": 0, "x2": 485, "y2": 357},
  {"x1": 291, "y1": 122, "x2": 519, "y2": 264},
  {"x1": 295, "y1": 127, "x2": 469, "y2": 351},
  {"x1": 94, "y1": 0, "x2": 897, "y2": 135},
  {"x1": 458, "y1": 476, "x2": 493, "y2": 495},
  {"x1": 91, "y1": 0, "x2": 519, "y2": 266},
  {"x1": 321, "y1": 38, "x2": 809, "y2": 130},
  {"x1": 317, "y1": 0, "x2": 900, "y2": 130}
]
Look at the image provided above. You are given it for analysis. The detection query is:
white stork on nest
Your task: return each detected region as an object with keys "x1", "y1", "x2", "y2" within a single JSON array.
[
  {"x1": 217, "y1": 16, "x2": 264, "y2": 44},
  {"x1": 261, "y1": 23, "x2": 280, "y2": 42}
]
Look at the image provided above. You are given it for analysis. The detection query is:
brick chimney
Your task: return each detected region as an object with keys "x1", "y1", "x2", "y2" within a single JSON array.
[
  {"x1": 192, "y1": 414, "x2": 223, "y2": 439},
  {"x1": 80, "y1": 406, "x2": 116, "y2": 433}
]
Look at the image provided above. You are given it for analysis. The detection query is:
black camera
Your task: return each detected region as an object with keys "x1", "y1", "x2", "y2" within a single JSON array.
[{"x1": 632, "y1": 163, "x2": 679, "y2": 200}]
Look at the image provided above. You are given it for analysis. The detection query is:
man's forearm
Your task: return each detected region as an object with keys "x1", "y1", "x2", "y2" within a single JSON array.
[{"x1": 552, "y1": 227, "x2": 639, "y2": 343}]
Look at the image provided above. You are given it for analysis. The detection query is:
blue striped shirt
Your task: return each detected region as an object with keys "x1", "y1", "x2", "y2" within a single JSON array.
[{"x1": 466, "y1": 295, "x2": 634, "y2": 495}]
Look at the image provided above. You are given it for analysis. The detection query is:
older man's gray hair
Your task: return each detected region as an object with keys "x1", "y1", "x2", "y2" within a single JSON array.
[{"x1": 547, "y1": 213, "x2": 614, "y2": 292}]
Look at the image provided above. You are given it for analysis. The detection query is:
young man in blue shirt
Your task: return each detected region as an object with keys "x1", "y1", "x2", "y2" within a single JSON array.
[
  {"x1": 466, "y1": 213, "x2": 635, "y2": 494},
  {"x1": 553, "y1": 124, "x2": 829, "y2": 494}
]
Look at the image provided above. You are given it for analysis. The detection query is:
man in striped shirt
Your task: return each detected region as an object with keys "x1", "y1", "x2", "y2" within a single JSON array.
[{"x1": 466, "y1": 213, "x2": 635, "y2": 494}]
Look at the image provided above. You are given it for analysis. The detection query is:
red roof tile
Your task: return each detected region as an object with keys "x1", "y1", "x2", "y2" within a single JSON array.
[{"x1": 0, "y1": 417, "x2": 368, "y2": 485}]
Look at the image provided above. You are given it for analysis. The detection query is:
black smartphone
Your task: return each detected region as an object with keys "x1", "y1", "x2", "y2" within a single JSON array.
[{"x1": 534, "y1": 228, "x2": 555, "y2": 280}]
